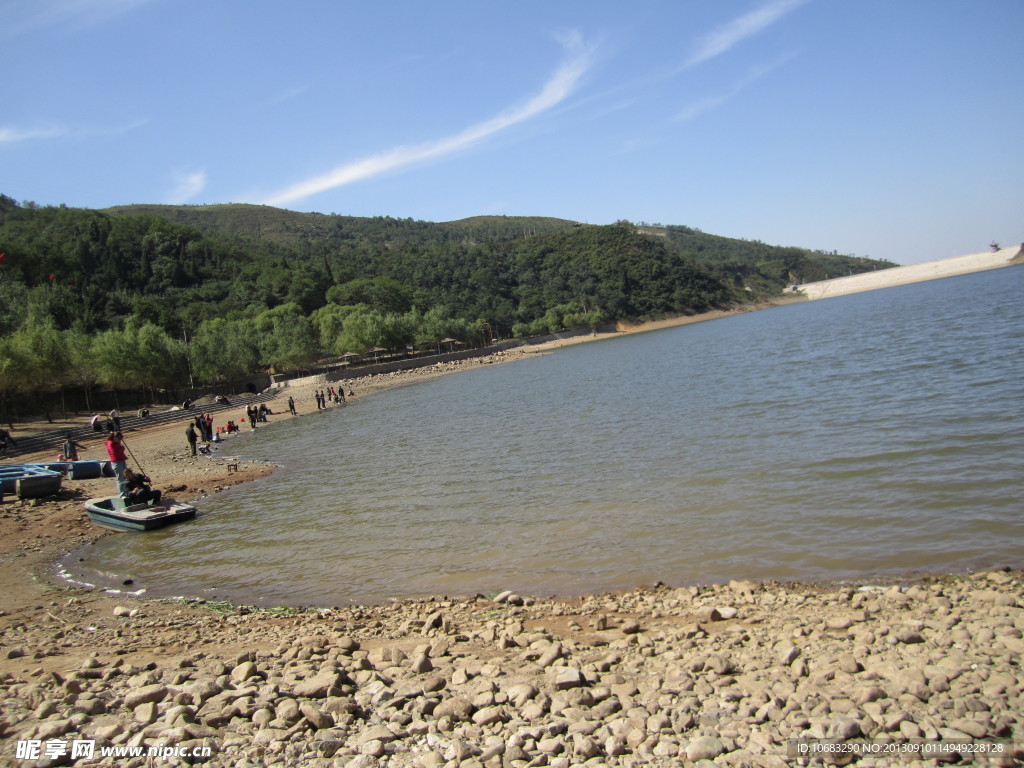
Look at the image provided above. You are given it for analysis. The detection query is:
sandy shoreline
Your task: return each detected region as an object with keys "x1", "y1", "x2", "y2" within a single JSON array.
[{"x1": 2, "y1": 300, "x2": 1021, "y2": 766}]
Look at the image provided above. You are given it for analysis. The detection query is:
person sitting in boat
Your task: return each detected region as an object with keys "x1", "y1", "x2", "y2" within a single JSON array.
[{"x1": 124, "y1": 468, "x2": 161, "y2": 505}]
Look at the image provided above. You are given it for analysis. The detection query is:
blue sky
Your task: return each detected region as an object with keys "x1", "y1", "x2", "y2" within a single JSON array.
[{"x1": 3, "y1": 0, "x2": 1022, "y2": 265}]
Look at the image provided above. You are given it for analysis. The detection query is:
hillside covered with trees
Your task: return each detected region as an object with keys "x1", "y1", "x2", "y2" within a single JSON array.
[{"x1": 0, "y1": 194, "x2": 893, "y2": 416}]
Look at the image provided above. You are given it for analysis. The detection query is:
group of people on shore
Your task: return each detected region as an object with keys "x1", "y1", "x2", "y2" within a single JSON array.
[
  {"x1": 70, "y1": 387, "x2": 353, "y2": 503},
  {"x1": 185, "y1": 412, "x2": 219, "y2": 456},
  {"x1": 315, "y1": 387, "x2": 351, "y2": 409},
  {"x1": 245, "y1": 402, "x2": 270, "y2": 429},
  {"x1": 89, "y1": 410, "x2": 122, "y2": 433}
]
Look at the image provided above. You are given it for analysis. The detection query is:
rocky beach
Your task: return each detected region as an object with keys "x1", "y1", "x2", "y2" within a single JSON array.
[{"x1": 1, "y1": 312, "x2": 1022, "y2": 767}]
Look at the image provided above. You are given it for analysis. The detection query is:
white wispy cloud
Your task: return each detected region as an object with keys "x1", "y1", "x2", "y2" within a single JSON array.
[
  {"x1": 0, "y1": 125, "x2": 66, "y2": 144},
  {"x1": 675, "y1": 52, "x2": 797, "y2": 122},
  {"x1": 0, "y1": 119, "x2": 148, "y2": 145},
  {"x1": 167, "y1": 170, "x2": 206, "y2": 204},
  {"x1": 3, "y1": 0, "x2": 153, "y2": 39},
  {"x1": 262, "y1": 33, "x2": 594, "y2": 207},
  {"x1": 684, "y1": 0, "x2": 809, "y2": 70}
]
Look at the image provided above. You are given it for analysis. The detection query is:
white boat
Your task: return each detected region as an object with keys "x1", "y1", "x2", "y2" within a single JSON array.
[{"x1": 84, "y1": 496, "x2": 197, "y2": 532}]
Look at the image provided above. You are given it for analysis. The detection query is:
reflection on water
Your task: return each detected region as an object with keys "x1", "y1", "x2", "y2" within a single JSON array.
[{"x1": 68, "y1": 267, "x2": 1024, "y2": 605}]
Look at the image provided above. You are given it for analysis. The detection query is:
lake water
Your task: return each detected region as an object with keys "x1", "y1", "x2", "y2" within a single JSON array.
[{"x1": 68, "y1": 266, "x2": 1024, "y2": 606}]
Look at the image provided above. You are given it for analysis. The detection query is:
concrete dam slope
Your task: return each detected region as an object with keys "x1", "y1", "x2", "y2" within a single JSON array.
[{"x1": 793, "y1": 244, "x2": 1023, "y2": 300}]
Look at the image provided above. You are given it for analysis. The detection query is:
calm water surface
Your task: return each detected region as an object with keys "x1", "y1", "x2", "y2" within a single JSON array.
[{"x1": 69, "y1": 266, "x2": 1024, "y2": 605}]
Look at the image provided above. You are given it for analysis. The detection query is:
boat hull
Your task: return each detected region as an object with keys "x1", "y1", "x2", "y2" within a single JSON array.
[{"x1": 84, "y1": 497, "x2": 197, "y2": 532}]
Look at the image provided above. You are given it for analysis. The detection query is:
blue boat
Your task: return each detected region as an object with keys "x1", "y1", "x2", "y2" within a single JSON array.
[{"x1": 84, "y1": 496, "x2": 198, "y2": 532}]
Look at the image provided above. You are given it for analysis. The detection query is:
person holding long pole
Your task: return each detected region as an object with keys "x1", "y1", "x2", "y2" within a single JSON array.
[
  {"x1": 105, "y1": 432, "x2": 129, "y2": 498},
  {"x1": 120, "y1": 435, "x2": 148, "y2": 477}
]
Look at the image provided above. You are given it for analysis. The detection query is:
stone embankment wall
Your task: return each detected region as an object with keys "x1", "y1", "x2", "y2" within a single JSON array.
[{"x1": 794, "y1": 244, "x2": 1023, "y2": 301}]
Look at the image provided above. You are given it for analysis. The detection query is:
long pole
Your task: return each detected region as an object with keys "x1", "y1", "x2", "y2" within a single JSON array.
[{"x1": 120, "y1": 436, "x2": 147, "y2": 477}]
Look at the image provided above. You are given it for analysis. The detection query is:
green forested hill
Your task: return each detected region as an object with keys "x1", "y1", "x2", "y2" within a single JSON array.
[
  {"x1": 102, "y1": 204, "x2": 580, "y2": 251},
  {"x1": 640, "y1": 224, "x2": 893, "y2": 294},
  {"x1": 0, "y1": 194, "x2": 893, "y2": 409}
]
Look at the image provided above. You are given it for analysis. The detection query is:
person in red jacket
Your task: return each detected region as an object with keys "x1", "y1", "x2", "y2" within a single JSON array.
[{"x1": 105, "y1": 432, "x2": 129, "y2": 498}]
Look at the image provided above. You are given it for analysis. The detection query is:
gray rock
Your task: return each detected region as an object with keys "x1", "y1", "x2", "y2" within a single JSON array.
[
  {"x1": 950, "y1": 718, "x2": 988, "y2": 739},
  {"x1": 276, "y1": 698, "x2": 301, "y2": 722},
  {"x1": 293, "y1": 671, "x2": 343, "y2": 698},
  {"x1": 409, "y1": 654, "x2": 433, "y2": 673},
  {"x1": 686, "y1": 735, "x2": 725, "y2": 761},
  {"x1": 231, "y1": 660, "x2": 259, "y2": 682},
  {"x1": 134, "y1": 700, "x2": 158, "y2": 724},
  {"x1": 537, "y1": 736, "x2": 566, "y2": 754},
  {"x1": 573, "y1": 733, "x2": 601, "y2": 759},
  {"x1": 506, "y1": 682, "x2": 537, "y2": 707},
  {"x1": 853, "y1": 686, "x2": 885, "y2": 705},
  {"x1": 895, "y1": 630, "x2": 925, "y2": 644},
  {"x1": 553, "y1": 667, "x2": 585, "y2": 690},
  {"x1": 344, "y1": 754, "x2": 380, "y2": 768},
  {"x1": 359, "y1": 724, "x2": 397, "y2": 743},
  {"x1": 620, "y1": 620, "x2": 641, "y2": 634},
  {"x1": 252, "y1": 708, "x2": 273, "y2": 727},
  {"x1": 301, "y1": 703, "x2": 334, "y2": 729},
  {"x1": 434, "y1": 696, "x2": 475, "y2": 721},
  {"x1": 538, "y1": 642, "x2": 563, "y2": 667},
  {"x1": 778, "y1": 645, "x2": 801, "y2": 666},
  {"x1": 361, "y1": 739, "x2": 385, "y2": 757},
  {"x1": 472, "y1": 705, "x2": 508, "y2": 726},
  {"x1": 124, "y1": 684, "x2": 169, "y2": 709},
  {"x1": 831, "y1": 717, "x2": 862, "y2": 740}
]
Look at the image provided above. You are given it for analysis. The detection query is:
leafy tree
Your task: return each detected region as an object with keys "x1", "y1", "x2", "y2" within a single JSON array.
[
  {"x1": 256, "y1": 310, "x2": 319, "y2": 372},
  {"x1": 0, "y1": 319, "x2": 71, "y2": 420},
  {"x1": 191, "y1": 317, "x2": 260, "y2": 383},
  {"x1": 311, "y1": 303, "x2": 366, "y2": 353},
  {"x1": 0, "y1": 332, "x2": 33, "y2": 425},
  {"x1": 61, "y1": 329, "x2": 101, "y2": 412},
  {"x1": 326, "y1": 276, "x2": 413, "y2": 313},
  {"x1": 92, "y1": 320, "x2": 187, "y2": 393}
]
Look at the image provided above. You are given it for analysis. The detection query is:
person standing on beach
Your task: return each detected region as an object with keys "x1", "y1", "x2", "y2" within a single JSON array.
[
  {"x1": 105, "y1": 432, "x2": 129, "y2": 497},
  {"x1": 0, "y1": 428, "x2": 16, "y2": 455},
  {"x1": 288, "y1": 396, "x2": 296, "y2": 415},
  {"x1": 62, "y1": 433, "x2": 86, "y2": 461},
  {"x1": 109, "y1": 409, "x2": 122, "y2": 432},
  {"x1": 186, "y1": 423, "x2": 198, "y2": 456}
]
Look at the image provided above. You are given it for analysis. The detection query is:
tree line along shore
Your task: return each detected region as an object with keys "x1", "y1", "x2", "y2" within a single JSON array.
[{"x1": 1, "y1": 194, "x2": 892, "y2": 425}]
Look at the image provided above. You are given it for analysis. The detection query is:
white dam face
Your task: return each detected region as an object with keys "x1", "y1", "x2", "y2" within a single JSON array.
[{"x1": 796, "y1": 245, "x2": 1023, "y2": 300}]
